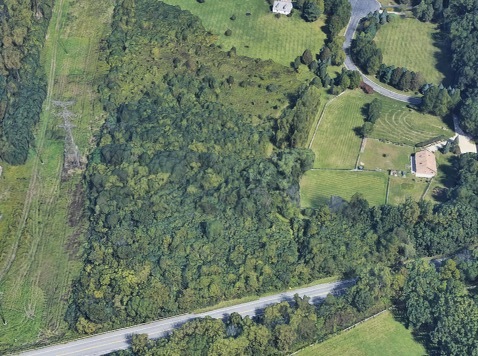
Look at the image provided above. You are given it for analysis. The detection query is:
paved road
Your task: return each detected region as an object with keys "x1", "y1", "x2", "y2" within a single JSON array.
[
  {"x1": 344, "y1": 0, "x2": 422, "y2": 105},
  {"x1": 20, "y1": 280, "x2": 353, "y2": 356}
]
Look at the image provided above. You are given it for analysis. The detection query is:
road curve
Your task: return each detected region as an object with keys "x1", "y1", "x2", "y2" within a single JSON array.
[
  {"x1": 344, "y1": 0, "x2": 422, "y2": 105},
  {"x1": 20, "y1": 280, "x2": 353, "y2": 356}
]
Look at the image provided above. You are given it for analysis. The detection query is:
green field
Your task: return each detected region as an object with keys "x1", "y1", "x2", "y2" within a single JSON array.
[
  {"x1": 388, "y1": 176, "x2": 429, "y2": 205},
  {"x1": 0, "y1": 0, "x2": 112, "y2": 351},
  {"x1": 375, "y1": 17, "x2": 452, "y2": 85},
  {"x1": 161, "y1": 0, "x2": 326, "y2": 66},
  {"x1": 360, "y1": 139, "x2": 413, "y2": 171},
  {"x1": 300, "y1": 170, "x2": 388, "y2": 207},
  {"x1": 371, "y1": 98, "x2": 453, "y2": 146},
  {"x1": 310, "y1": 91, "x2": 368, "y2": 169},
  {"x1": 298, "y1": 311, "x2": 426, "y2": 356}
]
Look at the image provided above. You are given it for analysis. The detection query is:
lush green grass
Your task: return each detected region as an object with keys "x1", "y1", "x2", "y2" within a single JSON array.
[
  {"x1": 310, "y1": 91, "x2": 368, "y2": 169},
  {"x1": 161, "y1": 0, "x2": 326, "y2": 66},
  {"x1": 388, "y1": 176, "x2": 429, "y2": 205},
  {"x1": 300, "y1": 170, "x2": 388, "y2": 207},
  {"x1": 375, "y1": 17, "x2": 452, "y2": 85},
  {"x1": 0, "y1": 0, "x2": 112, "y2": 351},
  {"x1": 298, "y1": 311, "x2": 426, "y2": 356},
  {"x1": 360, "y1": 139, "x2": 413, "y2": 171},
  {"x1": 371, "y1": 98, "x2": 454, "y2": 146}
]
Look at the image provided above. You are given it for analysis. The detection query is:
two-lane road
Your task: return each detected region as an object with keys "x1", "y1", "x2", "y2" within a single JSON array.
[
  {"x1": 344, "y1": 0, "x2": 422, "y2": 105},
  {"x1": 20, "y1": 280, "x2": 353, "y2": 356}
]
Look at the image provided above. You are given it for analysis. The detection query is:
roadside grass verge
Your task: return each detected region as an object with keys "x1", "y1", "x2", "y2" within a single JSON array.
[
  {"x1": 300, "y1": 170, "x2": 388, "y2": 207},
  {"x1": 161, "y1": 0, "x2": 327, "y2": 66},
  {"x1": 375, "y1": 17, "x2": 452, "y2": 85},
  {"x1": 297, "y1": 310, "x2": 426, "y2": 356},
  {"x1": 360, "y1": 139, "x2": 413, "y2": 171},
  {"x1": 0, "y1": 0, "x2": 113, "y2": 351},
  {"x1": 193, "y1": 276, "x2": 339, "y2": 314},
  {"x1": 310, "y1": 90, "x2": 367, "y2": 169}
]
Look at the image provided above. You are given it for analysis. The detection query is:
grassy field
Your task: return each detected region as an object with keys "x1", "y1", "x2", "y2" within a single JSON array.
[
  {"x1": 298, "y1": 311, "x2": 426, "y2": 356},
  {"x1": 161, "y1": 0, "x2": 326, "y2": 66},
  {"x1": 388, "y1": 176, "x2": 429, "y2": 205},
  {"x1": 375, "y1": 17, "x2": 452, "y2": 85},
  {"x1": 0, "y1": 0, "x2": 112, "y2": 351},
  {"x1": 371, "y1": 98, "x2": 453, "y2": 146},
  {"x1": 360, "y1": 139, "x2": 413, "y2": 171},
  {"x1": 310, "y1": 91, "x2": 369, "y2": 169},
  {"x1": 300, "y1": 170, "x2": 388, "y2": 207}
]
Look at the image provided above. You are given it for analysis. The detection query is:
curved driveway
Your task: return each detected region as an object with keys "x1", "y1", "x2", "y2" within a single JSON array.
[{"x1": 344, "y1": 0, "x2": 422, "y2": 105}]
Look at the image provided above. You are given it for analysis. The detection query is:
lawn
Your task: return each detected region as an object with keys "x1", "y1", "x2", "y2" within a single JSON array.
[
  {"x1": 0, "y1": 0, "x2": 112, "y2": 351},
  {"x1": 161, "y1": 0, "x2": 327, "y2": 66},
  {"x1": 371, "y1": 98, "x2": 454, "y2": 146},
  {"x1": 388, "y1": 176, "x2": 429, "y2": 205},
  {"x1": 298, "y1": 311, "x2": 426, "y2": 356},
  {"x1": 300, "y1": 170, "x2": 388, "y2": 207},
  {"x1": 360, "y1": 139, "x2": 413, "y2": 171},
  {"x1": 375, "y1": 17, "x2": 452, "y2": 85},
  {"x1": 310, "y1": 90, "x2": 369, "y2": 169}
]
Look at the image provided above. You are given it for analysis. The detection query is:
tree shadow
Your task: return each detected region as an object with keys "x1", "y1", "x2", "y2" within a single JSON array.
[
  {"x1": 437, "y1": 154, "x2": 459, "y2": 188},
  {"x1": 390, "y1": 308, "x2": 430, "y2": 356},
  {"x1": 430, "y1": 31, "x2": 454, "y2": 87}
]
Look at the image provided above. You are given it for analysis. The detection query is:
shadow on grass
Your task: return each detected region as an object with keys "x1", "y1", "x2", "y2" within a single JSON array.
[
  {"x1": 431, "y1": 31, "x2": 453, "y2": 87},
  {"x1": 437, "y1": 154, "x2": 459, "y2": 188},
  {"x1": 390, "y1": 308, "x2": 430, "y2": 356}
]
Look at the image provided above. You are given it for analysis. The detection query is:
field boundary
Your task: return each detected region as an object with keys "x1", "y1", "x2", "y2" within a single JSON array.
[{"x1": 308, "y1": 92, "x2": 345, "y2": 149}]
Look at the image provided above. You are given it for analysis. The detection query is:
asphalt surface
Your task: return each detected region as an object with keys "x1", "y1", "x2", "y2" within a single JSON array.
[
  {"x1": 20, "y1": 280, "x2": 353, "y2": 356},
  {"x1": 344, "y1": 0, "x2": 422, "y2": 105}
]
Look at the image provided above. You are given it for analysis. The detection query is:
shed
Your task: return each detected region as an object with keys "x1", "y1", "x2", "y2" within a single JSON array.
[{"x1": 272, "y1": 0, "x2": 293, "y2": 15}]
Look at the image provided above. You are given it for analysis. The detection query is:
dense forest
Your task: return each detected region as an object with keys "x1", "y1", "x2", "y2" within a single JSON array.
[
  {"x1": 66, "y1": 1, "x2": 478, "y2": 354},
  {"x1": 0, "y1": 0, "x2": 53, "y2": 164}
]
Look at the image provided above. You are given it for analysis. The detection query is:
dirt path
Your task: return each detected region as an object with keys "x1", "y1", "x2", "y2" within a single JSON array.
[{"x1": 0, "y1": 0, "x2": 65, "y2": 283}]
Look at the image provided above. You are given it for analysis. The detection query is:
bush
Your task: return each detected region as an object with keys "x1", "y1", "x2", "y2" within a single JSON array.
[{"x1": 225, "y1": 29, "x2": 232, "y2": 36}]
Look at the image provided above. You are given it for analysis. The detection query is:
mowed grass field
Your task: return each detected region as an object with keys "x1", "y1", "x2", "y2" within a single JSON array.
[
  {"x1": 388, "y1": 176, "x2": 429, "y2": 205},
  {"x1": 371, "y1": 98, "x2": 453, "y2": 146},
  {"x1": 161, "y1": 0, "x2": 326, "y2": 66},
  {"x1": 300, "y1": 170, "x2": 388, "y2": 207},
  {"x1": 0, "y1": 0, "x2": 112, "y2": 351},
  {"x1": 375, "y1": 17, "x2": 452, "y2": 85},
  {"x1": 298, "y1": 311, "x2": 426, "y2": 356},
  {"x1": 360, "y1": 139, "x2": 413, "y2": 171},
  {"x1": 311, "y1": 91, "x2": 369, "y2": 169}
]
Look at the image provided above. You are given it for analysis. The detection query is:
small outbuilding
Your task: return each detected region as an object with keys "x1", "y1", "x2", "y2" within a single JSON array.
[
  {"x1": 412, "y1": 150, "x2": 437, "y2": 178},
  {"x1": 272, "y1": 0, "x2": 293, "y2": 15}
]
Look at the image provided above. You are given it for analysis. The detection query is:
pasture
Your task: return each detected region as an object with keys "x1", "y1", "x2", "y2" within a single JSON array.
[
  {"x1": 298, "y1": 311, "x2": 426, "y2": 356},
  {"x1": 310, "y1": 91, "x2": 368, "y2": 169},
  {"x1": 161, "y1": 0, "x2": 327, "y2": 66},
  {"x1": 300, "y1": 170, "x2": 388, "y2": 207},
  {"x1": 0, "y1": 0, "x2": 112, "y2": 351},
  {"x1": 360, "y1": 139, "x2": 413, "y2": 171},
  {"x1": 375, "y1": 17, "x2": 452, "y2": 85}
]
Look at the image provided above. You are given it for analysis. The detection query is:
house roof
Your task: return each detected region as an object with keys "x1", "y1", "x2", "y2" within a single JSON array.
[
  {"x1": 273, "y1": 1, "x2": 293, "y2": 14},
  {"x1": 415, "y1": 150, "x2": 437, "y2": 176}
]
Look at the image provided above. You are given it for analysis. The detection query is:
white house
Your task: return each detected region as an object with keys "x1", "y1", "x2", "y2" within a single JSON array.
[{"x1": 272, "y1": 0, "x2": 293, "y2": 15}]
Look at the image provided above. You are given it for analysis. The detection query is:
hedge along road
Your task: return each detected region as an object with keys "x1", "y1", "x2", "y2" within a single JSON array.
[{"x1": 343, "y1": 0, "x2": 422, "y2": 105}]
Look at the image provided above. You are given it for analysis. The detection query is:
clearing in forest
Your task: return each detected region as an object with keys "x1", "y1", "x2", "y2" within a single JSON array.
[
  {"x1": 310, "y1": 91, "x2": 367, "y2": 169},
  {"x1": 300, "y1": 170, "x2": 388, "y2": 207},
  {"x1": 161, "y1": 0, "x2": 326, "y2": 66},
  {"x1": 0, "y1": 0, "x2": 112, "y2": 351},
  {"x1": 298, "y1": 311, "x2": 426, "y2": 356},
  {"x1": 375, "y1": 17, "x2": 452, "y2": 85}
]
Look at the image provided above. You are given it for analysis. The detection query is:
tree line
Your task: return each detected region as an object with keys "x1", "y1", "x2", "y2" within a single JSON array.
[{"x1": 0, "y1": 0, "x2": 53, "y2": 165}]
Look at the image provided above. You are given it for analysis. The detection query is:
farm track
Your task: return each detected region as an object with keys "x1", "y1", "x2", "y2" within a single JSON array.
[{"x1": 0, "y1": 0, "x2": 65, "y2": 285}]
